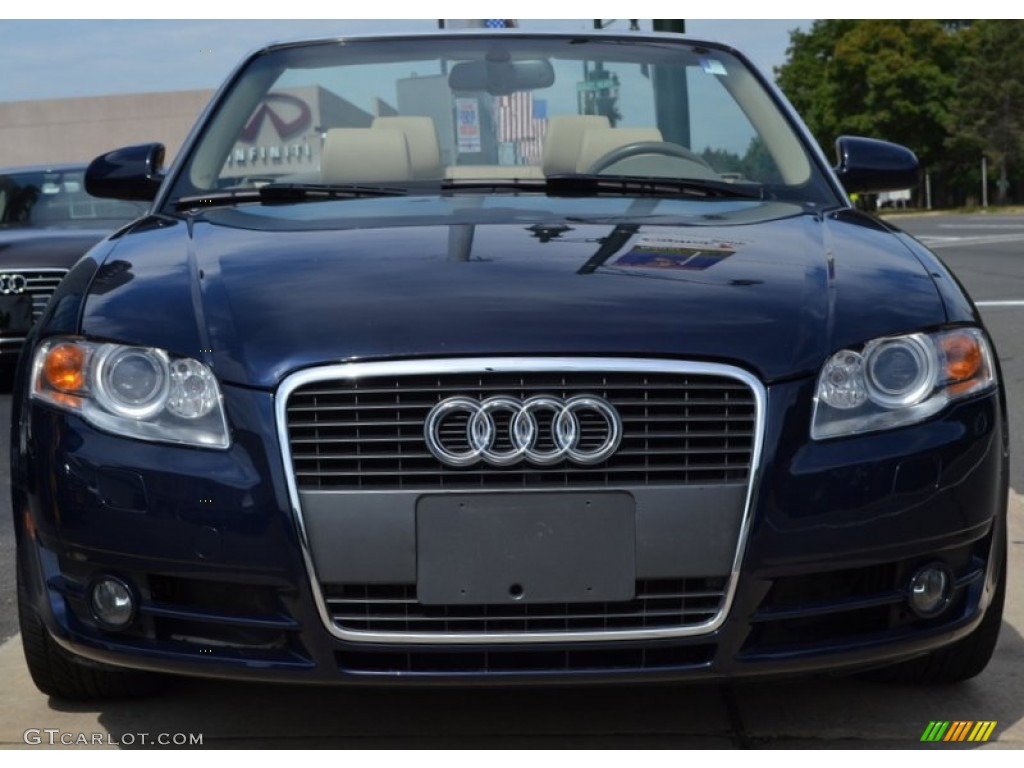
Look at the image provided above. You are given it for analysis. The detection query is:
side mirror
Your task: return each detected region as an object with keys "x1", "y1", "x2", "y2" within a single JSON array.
[
  {"x1": 833, "y1": 136, "x2": 918, "y2": 194},
  {"x1": 85, "y1": 143, "x2": 166, "y2": 202}
]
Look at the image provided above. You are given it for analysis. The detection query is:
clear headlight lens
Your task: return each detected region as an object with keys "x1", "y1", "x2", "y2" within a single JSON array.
[
  {"x1": 94, "y1": 345, "x2": 171, "y2": 419},
  {"x1": 812, "y1": 328, "x2": 995, "y2": 440},
  {"x1": 32, "y1": 338, "x2": 230, "y2": 449}
]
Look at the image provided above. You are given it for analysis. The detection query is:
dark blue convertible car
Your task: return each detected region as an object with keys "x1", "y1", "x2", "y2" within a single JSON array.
[{"x1": 11, "y1": 30, "x2": 1007, "y2": 699}]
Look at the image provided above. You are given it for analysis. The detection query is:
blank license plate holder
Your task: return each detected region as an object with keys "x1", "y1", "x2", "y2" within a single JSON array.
[{"x1": 416, "y1": 492, "x2": 635, "y2": 606}]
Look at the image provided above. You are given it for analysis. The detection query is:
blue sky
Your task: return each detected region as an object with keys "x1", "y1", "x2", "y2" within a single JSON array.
[{"x1": 0, "y1": 19, "x2": 811, "y2": 103}]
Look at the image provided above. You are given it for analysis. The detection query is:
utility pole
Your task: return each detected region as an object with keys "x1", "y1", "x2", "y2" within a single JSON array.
[
  {"x1": 587, "y1": 21, "x2": 623, "y2": 126},
  {"x1": 982, "y1": 156, "x2": 988, "y2": 208},
  {"x1": 652, "y1": 20, "x2": 686, "y2": 34},
  {"x1": 651, "y1": 20, "x2": 689, "y2": 148}
]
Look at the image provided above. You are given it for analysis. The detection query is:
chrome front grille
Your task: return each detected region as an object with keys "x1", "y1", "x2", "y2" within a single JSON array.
[
  {"x1": 277, "y1": 358, "x2": 766, "y2": 644},
  {"x1": 0, "y1": 268, "x2": 68, "y2": 322},
  {"x1": 324, "y1": 578, "x2": 728, "y2": 635},
  {"x1": 25, "y1": 269, "x2": 68, "y2": 319},
  {"x1": 286, "y1": 369, "x2": 756, "y2": 490}
]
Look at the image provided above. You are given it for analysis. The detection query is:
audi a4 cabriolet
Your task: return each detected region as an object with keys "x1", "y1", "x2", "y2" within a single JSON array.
[{"x1": 11, "y1": 30, "x2": 1007, "y2": 699}]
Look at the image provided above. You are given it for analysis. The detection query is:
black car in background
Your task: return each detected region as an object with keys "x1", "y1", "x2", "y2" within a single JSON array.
[
  {"x1": 0, "y1": 165, "x2": 147, "y2": 364},
  {"x1": 11, "y1": 31, "x2": 1008, "y2": 700}
]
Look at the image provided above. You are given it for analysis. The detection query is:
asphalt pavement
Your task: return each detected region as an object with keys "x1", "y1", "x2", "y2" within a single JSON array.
[{"x1": 1, "y1": 210, "x2": 1023, "y2": 748}]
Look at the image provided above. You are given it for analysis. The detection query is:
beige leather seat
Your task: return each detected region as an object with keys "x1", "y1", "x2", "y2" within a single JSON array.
[
  {"x1": 371, "y1": 116, "x2": 443, "y2": 179},
  {"x1": 320, "y1": 128, "x2": 412, "y2": 183},
  {"x1": 576, "y1": 127, "x2": 664, "y2": 173},
  {"x1": 446, "y1": 165, "x2": 545, "y2": 179},
  {"x1": 540, "y1": 115, "x2": 610, "y2": 176}
]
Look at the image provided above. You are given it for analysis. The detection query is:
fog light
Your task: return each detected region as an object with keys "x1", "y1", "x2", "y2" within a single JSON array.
[
  {"x1": 89, "y1": 576, "x2": 136, "y2": 629},
  {"x1": 908, "y1": 564, "x2": 953, "y2": 618}
]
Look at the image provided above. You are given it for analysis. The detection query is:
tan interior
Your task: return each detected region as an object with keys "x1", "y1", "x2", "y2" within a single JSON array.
[
  {"x1": 371, "y1": 116, "x2": 443, "y2": 179},
  {"x1": 540, "y1": 115, "x2": 611, "y2": 176},
  {"x1": 321, "y1": 128, "x2": 412, "y2": 183},
  {"x1": 320, "y1": 117, "x2": 674, "y2": 184}
]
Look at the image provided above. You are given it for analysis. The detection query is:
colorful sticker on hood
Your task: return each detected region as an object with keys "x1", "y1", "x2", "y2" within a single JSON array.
[{"x1": 614, "y1": 235, "x2": 743, "y2": 271}]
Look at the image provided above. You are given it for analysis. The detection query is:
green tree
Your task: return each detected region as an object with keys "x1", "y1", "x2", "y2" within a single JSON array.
[
  {"x1": 946, "y1": 20, "x2": 1024, "y2": 204},
  {"x1": 700, "y1": 139, "x2": 780, "y2": 183},
  {"x1": 776, "y1": 20, "x2": 965, "y2": 170},
  {"x1": 774, "y1": 20, "x2": 856, "y2": 160}
]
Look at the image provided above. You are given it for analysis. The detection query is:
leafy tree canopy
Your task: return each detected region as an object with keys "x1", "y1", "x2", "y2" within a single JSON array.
[
  {"x1": 776, "y1": 20, "x2": 965, "y2": 169},
  {"x1": 946, "y1": 20, "x2": 1024, "y2": 202}
]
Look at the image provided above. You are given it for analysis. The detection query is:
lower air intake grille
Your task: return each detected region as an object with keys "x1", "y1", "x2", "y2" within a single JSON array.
[{"x1": 324, "y1": 578, "x2": 728, "y2": 635}]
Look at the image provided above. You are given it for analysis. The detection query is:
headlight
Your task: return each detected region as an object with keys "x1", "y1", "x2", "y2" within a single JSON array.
[
  {"x1": 31, "y1": 338, "x2": 230, "y2": 449},
  {"x1": 812, "y1": 328, "x2": 995, "y2": 440}
]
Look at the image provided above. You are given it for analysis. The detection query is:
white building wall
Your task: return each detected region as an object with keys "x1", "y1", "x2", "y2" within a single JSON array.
[{"x1": 0, "y1": 90, "x2": 214, "y2": 168}]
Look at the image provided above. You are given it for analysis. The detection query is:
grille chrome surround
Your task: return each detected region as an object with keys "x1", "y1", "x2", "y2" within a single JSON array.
[{"x1": 276, "y1": 357, "x2": 767, "y2": 645}]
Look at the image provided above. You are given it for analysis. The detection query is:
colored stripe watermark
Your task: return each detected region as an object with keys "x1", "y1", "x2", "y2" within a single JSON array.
[{"x1": 920, "y1": 721, "x2": 997, "y2": 742}]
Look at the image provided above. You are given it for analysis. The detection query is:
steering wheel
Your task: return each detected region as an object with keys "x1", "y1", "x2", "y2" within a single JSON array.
[{"x1": 586, "y1": 141, "x2": 716, "y2": 176}]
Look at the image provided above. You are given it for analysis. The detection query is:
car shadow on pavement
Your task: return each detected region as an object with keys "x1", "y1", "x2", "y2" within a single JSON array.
[
  {"x1": 35, "y1": 618, "x2": 1023, "y2": 749},
  {"x1": 729, "y1": 617, "x2": 1024, "y2": 749}
]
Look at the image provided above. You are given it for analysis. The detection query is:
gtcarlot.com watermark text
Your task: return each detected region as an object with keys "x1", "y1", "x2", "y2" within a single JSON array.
[{"x1": 24, "y1": 729, "x2": 203, "y2": 747}]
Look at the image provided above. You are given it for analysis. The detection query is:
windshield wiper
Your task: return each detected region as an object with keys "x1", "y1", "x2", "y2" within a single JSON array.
[
  {"x1": 439, "y1": 174, "x2": 764, "y2": 201},
  {"x1": 173, "y1": 175, "x2": 764, "y2": 211},
  {"x1": 173, "y1": 182, "x2": 410, "y2": 211}
]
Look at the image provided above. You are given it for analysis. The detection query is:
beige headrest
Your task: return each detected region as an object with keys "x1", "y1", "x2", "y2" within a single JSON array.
[
  {"x1": 371, "y1": 116, "x2": 442, "y2": 179},
  {"x1": 320, "y1": 128, "x2": 412, "y2": 183},
  {"x1": 540, "y1": 115, "x2": 611, "y2": 176},
  {"x1": 576, "y1": 127, "x2": 664, "y2": 172}
]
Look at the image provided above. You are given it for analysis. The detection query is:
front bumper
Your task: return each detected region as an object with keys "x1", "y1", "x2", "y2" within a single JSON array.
[{"x1": 13, "y1": 375, "x2": 1007, "y2": 684}]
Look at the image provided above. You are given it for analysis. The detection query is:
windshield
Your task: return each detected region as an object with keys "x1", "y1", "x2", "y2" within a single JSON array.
[
  {"x1": 168, "y1": 35, "x2": 834, "y2": 206},
  {"x1": 0, "y1": 168, "x2": 148, "y2": 229}
]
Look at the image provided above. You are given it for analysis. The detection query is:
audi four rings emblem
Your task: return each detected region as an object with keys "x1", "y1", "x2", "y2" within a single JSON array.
[
  {"x1": 424, "y1": 395, "x2": 623, "y2": 467},
  {"x1": 0, "y1": 274, "x2": 27, "y2": 294}
]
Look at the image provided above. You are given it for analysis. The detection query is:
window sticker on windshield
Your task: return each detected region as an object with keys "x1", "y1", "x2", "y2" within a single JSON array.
[
  {"x1": 700, "y1": 58, "x2": 727, "y2": 76},
  {"x1": 455, "y1": 98, "x2": 482, "y2": 154}
]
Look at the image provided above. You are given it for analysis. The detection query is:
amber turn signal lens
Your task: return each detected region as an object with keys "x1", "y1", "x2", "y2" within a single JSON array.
[
  {"x1": 942, "y1": 333, "x2": 982, "y2": 382},
  {"x1": 44, "y1": 343, "x2": 86, "y2": 392}
]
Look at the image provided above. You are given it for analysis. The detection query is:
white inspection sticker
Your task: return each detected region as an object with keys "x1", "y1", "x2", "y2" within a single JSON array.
[{"x1": 700, "y1": 58, "x2": 727, "y2": 76}]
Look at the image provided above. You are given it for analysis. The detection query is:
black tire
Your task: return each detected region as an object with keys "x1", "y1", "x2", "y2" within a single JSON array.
[
  {"x1": 17, "y1": 558, "x2": 167, "y2": 701},
  {"x1": 861, "y1": 542, "x2": 1006, "y2": 685}
]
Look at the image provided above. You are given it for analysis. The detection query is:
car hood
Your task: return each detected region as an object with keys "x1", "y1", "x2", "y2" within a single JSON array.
[{"x1": 80, "y1": 200, "x2": 948, "y2": 389}]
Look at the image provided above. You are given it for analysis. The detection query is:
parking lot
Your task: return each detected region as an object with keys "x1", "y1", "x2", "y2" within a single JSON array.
[{"x1": 1, "y1": 212, "x2": 1023, "y2": 749}]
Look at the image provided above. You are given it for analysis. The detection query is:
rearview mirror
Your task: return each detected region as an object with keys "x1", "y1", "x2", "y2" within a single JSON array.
[{"x1": 448, "y1": 59, "x2": 555, "y2": 95}]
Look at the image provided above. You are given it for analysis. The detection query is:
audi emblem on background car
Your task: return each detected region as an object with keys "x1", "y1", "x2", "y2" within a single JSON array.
[
  {"x1": 0, "y1": 273, "x2": 28, "y2": 294},
  {"x1": 423, "y1": 394, "x2": 623, "y2": 467}
]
